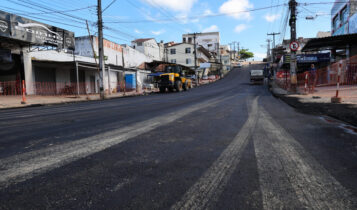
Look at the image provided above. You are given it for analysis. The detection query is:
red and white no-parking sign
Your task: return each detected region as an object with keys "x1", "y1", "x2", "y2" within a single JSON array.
[{"x1": 289, "y1": 41, "x2": 300, "y2": 51}]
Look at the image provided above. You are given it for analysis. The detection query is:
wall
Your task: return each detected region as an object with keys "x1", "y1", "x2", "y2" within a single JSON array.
[
  {"x1": 167, "y1": 43, "x2": 195, "y2": 67},
  {"x1": 122, "y1": 45, "x2": 153, "y2": 68}
]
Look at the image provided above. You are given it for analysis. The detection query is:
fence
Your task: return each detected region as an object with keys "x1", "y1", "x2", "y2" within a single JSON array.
[
  {"x1": 0, "y1": 81, "x2": 22, "y2": 95},
  {"x1": 275, "y1": 61, "x2": 357, "y2": 94},
  {"x1": 0, "y1": 80, "x2": 151, "y2": 96}
]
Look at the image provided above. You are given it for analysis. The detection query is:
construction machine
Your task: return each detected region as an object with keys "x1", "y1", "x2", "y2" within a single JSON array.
[{"x1": 158, "y1": 65, "x2": 193, "y2": 93}]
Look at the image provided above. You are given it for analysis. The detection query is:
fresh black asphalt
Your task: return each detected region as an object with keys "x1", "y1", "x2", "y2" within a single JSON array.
[{"x1": 0, "y1": 65, "x2": 356, "y2": 209}]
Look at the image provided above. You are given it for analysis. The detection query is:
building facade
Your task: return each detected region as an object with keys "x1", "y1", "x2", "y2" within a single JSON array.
[
  {"x1": 182, "y1": 32, "x2": 220, "y2": 54},
  {"x1": 166, "y1": 43, "x2": 210, "y2": 68},
  {"x1": 331, "y1": 0, "x2": 357, "y2": 36}
]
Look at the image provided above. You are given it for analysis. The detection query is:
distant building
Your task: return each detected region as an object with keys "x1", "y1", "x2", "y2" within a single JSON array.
[
  {"x1": 131, "y1": 38, "x2": 162, "y2": 61},
  {"x1": 182, "y1": 32, "x2": 220, "y2": 54},
  {"x1": 316, "y1": 31, "x2": 331, "y2": 38},
  {"x1": 166, "y1": 43, "x2": 210, "y2": 68}
]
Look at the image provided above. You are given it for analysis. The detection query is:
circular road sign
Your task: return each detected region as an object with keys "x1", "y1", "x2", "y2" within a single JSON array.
[{"x1": 290, "y1": 41, "x2": 300, "y2": 51}]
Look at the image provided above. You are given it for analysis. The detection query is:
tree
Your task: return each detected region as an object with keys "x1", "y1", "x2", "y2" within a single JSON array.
[{"x1": 238, "y1": 49, "x2": 254, "y2": 60}]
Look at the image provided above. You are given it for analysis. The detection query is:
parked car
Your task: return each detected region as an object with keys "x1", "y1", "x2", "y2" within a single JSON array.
[{"x1": 237, "y1": 63, "x2": 242, "y2": 68}]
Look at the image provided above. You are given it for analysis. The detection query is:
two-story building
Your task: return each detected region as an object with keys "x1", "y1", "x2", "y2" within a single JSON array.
[{"x1": 166, "y1": 43, "x2": 211, "y2": 69}]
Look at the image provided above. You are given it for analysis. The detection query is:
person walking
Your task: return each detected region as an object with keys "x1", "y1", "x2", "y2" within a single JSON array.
[{"x1": 308, "y1": 64, "x2": 317, "y2": 92}]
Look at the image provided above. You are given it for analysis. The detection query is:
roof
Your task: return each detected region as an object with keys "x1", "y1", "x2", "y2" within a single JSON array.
[
  {"x1": 302, "y1": 33, "x2": 357, "y2": 52},
  {"x1": 167, "y1": 42, "x2": 194, "y2": 48},
  {"x1": 183, "y1": 32, "x2": 220, "y2": 36},
  {"x1": 132, "y1": 38, "x2": 155, "y2": 43}
]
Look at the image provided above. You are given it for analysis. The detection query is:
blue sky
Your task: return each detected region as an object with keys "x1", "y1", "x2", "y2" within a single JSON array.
[{"x1": 1, "y1": 0, "x2": 335, "y2": 60}]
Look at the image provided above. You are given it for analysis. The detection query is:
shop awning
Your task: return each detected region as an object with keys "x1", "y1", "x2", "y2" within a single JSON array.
[
  {"x1": 302, "y1": 33, "x2": 357, "y2": 52},
  {"x1": 148, "y1": 72, "x2": 163, "y2": 77}
]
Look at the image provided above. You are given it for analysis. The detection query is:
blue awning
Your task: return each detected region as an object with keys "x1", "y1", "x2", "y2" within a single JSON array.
[{"x1": 148, "y1": 72, "x2": 163, "y2": 77}]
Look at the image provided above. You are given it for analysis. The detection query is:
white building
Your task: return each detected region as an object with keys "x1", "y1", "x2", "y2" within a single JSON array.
[
  {"x1": 166, "y1": 43, "x2": 211, "y2": 68},
  {"x1": 182, "y1": 32, "x2": 220, "y2": 54},
  {"x1": 15, "y1": 36, "x2": 153, "y2": 95},
  {"x1": 131, "y1": 38, "x2": 163, "y2": 61}
]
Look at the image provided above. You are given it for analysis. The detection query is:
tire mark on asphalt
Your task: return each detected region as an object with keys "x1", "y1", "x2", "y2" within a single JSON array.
[
  {"x1": 257, "y1": 108, "x2": 356, "y2": 209},
  {"x1": 171, "y1": 96, "x2": 259, "y2": 210},
  {"x1": 0, "y1": 95, "x2": 233, "y2": 189},
  {"x1": 253, "y1": 121, "x2": 304, "y2": 209}
]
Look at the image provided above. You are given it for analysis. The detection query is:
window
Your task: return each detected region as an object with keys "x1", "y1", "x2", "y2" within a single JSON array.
[
  {"x1": 170, "y1": 49, "x2": 176, "y2": 54},
  {"x1": 171, "y1": 59, "x2": 176, "y2": 63},
  {"x1": 185, "y1": 47, "x2": 191, "y2": 54},
  {"x1": 188, "y1": 37, "x2": 192, "y2": 43},
  {"x1": 208, "y1": 44, "x2": 212, "y2": 47},
  {"x1": 186, "y1": 58, "x2": 192, "y2": 64},
  {"x1": 183, "y1": 38, "x2": 186, "y2": 43},
  {"x1": 333, "y1": 15, "x2": 340, "y2": 31},
  {"x1": 137, "y1": 42, "x2": 142, "y2": 46},
  {"x1": 341, "y1": 7, "x2": 348, "y2": 23}
]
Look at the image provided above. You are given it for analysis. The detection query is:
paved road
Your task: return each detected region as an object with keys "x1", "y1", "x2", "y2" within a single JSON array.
[{"x1": 0, "y1": 65, "x2": 357, "y2": 209}]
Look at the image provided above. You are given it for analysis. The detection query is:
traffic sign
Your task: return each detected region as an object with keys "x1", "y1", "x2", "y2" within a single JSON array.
[{"x1": 289, "y1": 41, "x2": 300, "y2": 51}]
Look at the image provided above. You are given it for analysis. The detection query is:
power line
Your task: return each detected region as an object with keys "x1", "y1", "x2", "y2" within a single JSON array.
[
  {"x1": 103, "y1": 0, "x2": 117, "y2": 13},
  {"x1": 106, "y1": 3, "x2": 288, "y2": 23},
  {"x1": 3, "y1": 5, "x2": 96, "y2": 16}
]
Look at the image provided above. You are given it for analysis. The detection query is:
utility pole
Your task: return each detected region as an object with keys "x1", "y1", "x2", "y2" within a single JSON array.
[
  {"x1": 267, "y1": 32, "x2": 280, "y2": 62},
  {"x1": 289, "y1": 0, "x2": 298, "y2": 92},
  {"x1": 267, "y1": 39, "x2": 271, "y2": 60},
  {"x1": 97, "y1": 0, "x2": 105, "y2": 99},
  {"x1": 193, "y1": 33, "x2": 198, "y2": 85},
  {"x1": 237, "y1": 42, "x2": 240, "y2": 60},
  {"x1": 229, "y1": 43, "x2": 233, "y2": 60},
  {"x1": 193, "y1": 33, "x2": 197, "y2": 69},
  {"x1": 232, "y1": 41, "x2": 237, "y2": 61}
]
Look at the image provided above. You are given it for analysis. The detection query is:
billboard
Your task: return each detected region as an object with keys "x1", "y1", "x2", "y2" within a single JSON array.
[{"x1": 0, "y1": 10, "x2": 75, "y2": 50}]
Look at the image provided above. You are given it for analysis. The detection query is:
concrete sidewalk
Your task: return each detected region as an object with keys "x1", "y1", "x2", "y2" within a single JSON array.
[
  {"x1": 0, "y1": 77, "x2": 224, "y2": 110},
  {"x1": 0, "y1": 90, "x2": 153, "y2": 109},
  {"x1": 270, "y1": 80, "x2": 357, "y2": 126}
]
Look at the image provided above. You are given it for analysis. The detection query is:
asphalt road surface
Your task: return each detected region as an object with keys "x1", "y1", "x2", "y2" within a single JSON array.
[{"x1": 1, "y1": 65, "x2": 357, "y2": 209}]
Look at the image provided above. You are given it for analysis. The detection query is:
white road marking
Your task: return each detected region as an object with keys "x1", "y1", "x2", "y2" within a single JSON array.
[
  {"x1": 0, "y1": 96, "x2": 231, "y2": 189},
  {"x1": 256, "y1": 108, "x2": 356, "y2": 209},
  {"x1": 171, "y1": 97, "x2": 259, "y2": 210}
]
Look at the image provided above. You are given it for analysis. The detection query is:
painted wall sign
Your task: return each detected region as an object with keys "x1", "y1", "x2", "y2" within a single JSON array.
[
  {"x1": 0, "y1": 10, "x2": 75, "y2": 50},
  {"x1": 296, "y1": 53, "x2": 330, "y2": 63}
]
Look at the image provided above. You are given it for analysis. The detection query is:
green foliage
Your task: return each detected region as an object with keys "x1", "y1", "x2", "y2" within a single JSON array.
[{"x1": 238, "y1": 49, "x2": 254, "y2": 60}]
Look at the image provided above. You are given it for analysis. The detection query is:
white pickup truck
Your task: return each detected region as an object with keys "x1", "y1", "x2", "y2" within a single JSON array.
[{"x1": 250, "y1": 69, "x2": 264, "y2": 84}]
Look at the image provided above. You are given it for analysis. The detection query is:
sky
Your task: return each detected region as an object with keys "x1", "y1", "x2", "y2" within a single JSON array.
[{"x1": 1, "y1": 0, "x2": 335, "y2": 60}]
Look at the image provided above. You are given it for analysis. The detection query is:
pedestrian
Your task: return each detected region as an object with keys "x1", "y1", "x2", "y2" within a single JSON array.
[{"x1": 309, "y1": 64, "x2": 317, "y2": 92}]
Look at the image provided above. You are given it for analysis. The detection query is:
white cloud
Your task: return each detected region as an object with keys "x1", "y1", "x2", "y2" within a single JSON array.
[
  {"x1": 219, "y1": 0, "x2": 253, "y2": 20},
  {"x1": 203, "y1": 9, "x2": 213, "y2": 16},
  {"x1": 264, "y1": 14, "x2": 280, "y2": 22},
  {"x1": 234, "y1": 24, "x2": 248, "y2": 33},
  {"x1": 202, "y1": 25, "x2": 219, "y2": 33},
  {"x1": 151, "y1": 29, "x2": 166, "y2": 35},
  {"x1": 143, "y1": 0, "x2": 197, "y2": 12},
  {"x1": 134, "y1": 29, "x2": 143, "y2": 34}
]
